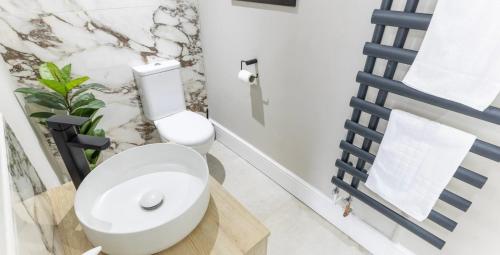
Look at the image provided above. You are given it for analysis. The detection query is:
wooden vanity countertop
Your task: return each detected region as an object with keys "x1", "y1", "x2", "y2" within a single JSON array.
[{"x1": 47, "y1": 177, "x2": 269, "y2": 255}]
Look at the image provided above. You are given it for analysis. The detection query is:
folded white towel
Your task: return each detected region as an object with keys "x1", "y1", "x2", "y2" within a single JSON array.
[
  {"x1": 402, "y1": 0, "x2": 500, "y2": 111},
  {"x1": 365, "y1": 110, "x2": 476, "y2": 221}
]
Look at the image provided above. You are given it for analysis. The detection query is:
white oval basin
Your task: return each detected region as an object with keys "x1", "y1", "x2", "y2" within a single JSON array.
[{"x1": 74, "y1": 143, "x2": 210, "y2": 255}]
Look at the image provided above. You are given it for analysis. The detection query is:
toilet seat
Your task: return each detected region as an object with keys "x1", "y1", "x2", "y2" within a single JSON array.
[{"x1": 154, "y1": 110, "x2": 215, "y2": 147}]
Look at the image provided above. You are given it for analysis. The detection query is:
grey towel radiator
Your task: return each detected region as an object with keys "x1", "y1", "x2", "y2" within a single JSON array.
[{"x1": 332, "y1": 0, "x2": 500, "y2": 249}]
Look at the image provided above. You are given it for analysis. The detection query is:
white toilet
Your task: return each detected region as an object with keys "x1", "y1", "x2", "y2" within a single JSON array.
[{"x1": 132, "y1": 60, "x2": 215, "y2": 155}]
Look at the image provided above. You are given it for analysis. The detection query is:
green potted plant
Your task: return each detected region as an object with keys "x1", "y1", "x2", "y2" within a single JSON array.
[{"x1": 15, "y1": 62, "x2": 107, "y2": 168}]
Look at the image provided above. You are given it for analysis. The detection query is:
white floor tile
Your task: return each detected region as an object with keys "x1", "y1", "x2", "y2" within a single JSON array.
[{"x1": 207, "y1": 142, "x2": 369, "y2": 255}]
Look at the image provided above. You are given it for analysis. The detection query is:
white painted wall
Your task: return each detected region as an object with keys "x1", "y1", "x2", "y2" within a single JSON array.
[
  {"x1": 198, "y1": 0, "x2": 500, "y2": 254},
  {"x1": 0, "y1": 60, "x2": 60, "y2": 188}
]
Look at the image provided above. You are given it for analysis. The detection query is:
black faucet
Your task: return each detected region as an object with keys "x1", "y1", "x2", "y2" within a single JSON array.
[{"x1": 47, "y1": 115, "x2": 110, "y2": 189}]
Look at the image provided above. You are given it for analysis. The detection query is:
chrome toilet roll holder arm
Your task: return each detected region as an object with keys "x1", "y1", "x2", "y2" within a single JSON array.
[{"x1": 240, "y1": 58, "x2": 259, "y2": 78}]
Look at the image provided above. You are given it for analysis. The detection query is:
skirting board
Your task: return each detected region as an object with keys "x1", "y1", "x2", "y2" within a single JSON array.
[{"x1": 210, "y1": 119, "x2": 414, "y2": 255}]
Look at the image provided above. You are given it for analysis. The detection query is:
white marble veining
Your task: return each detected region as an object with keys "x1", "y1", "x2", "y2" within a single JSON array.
[
  {"x1": 3, "y1": 121, "x2": 62, "y2": 254},
  {"x1": 0, "y1": 0, "x2": 206, "y2": 181}
]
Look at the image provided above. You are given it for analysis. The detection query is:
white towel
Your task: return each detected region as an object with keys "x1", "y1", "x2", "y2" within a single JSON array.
[
  {"x1": 365, "y1": 110, "x2": 476, "y2": 221},
  {"x1": 402, "y1": 0, "x2": 500, "y2": 111}
]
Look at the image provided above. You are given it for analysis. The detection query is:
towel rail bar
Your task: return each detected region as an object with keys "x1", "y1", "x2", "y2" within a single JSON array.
[
  {"x1": 338, "y1": 142, "x2": 472, "y2": 213},
  {"x1": 472, "y1": 141, "x2": 500, "y2": 163},
  {"x1": 356, "y1": 72, "x2": 500, "y2": 126},
  {"x1": 343, "y1": 120, "x2": 488, "y2": 188},
  {"x1": 336, "y1": 0, "x2": 393, "y2": 181},
  {"x1": 440, "y1": 190, "x2": 472, "y2": 212},
  {"x1": 363, "y1": 42, "x2": 417, "y2": 65},
  {"x1": 372, "y1": 9, "x2": 431, "y2": 30},
  {"x1": 427, "y1": 210, "x2": 457, "y2": 232},
  {"x1": 348, "y1": 0, "x2": 419, "y2": 190},
  {"x1": 344, "y1": 120, "x2": 383, "y2": 142},
  {"x1": 349, "y1": 96, "x2": 500, "y2": 162},
  {"x1": 340, "y1": 141, "x2": 374, "y2": 162},
  {"x1": 335, "y1": 160, "x2": 368, "y2": 181},
  {"x1": 331, "y1": 177, "x2": 446, "y2": 249},
  {"x1": 453, "y1": 167, "x2": 488, "y2": 189}
]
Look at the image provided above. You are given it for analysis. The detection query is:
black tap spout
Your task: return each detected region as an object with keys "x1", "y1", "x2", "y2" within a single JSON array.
[{"x1": 47, "y1": 115, "x2": 110, "y2": 188}]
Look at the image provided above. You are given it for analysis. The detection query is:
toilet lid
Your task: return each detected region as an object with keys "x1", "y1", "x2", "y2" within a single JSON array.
[{"x1": 154, "y1": 111, "x2": 214, "y2": 146}]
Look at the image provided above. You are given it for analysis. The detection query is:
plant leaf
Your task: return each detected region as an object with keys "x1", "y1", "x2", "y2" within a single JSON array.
[
  {"x1": 71, "y1": 92, "x2": 95, "y2": 109},
  {"x1": 87, "y1": 115, "x2": 103, "y2": 135},
  {"x1": 39, "y1": 63, "x2": 54, "y2": 80},
  {"x1": 85, "y1": 149, "x2": 98, "y2": 164},
  {"x1": 61, "y1": 64, "x2": 72, "y2": 82},
  {"x1": 87, "y1": 149, "x2": 102, "y2": 168},
  {"x1": 85, "y1": 149, "x2": 94, "y2": 159},
  {"x1": 71, "y1": 108, "x2": 97, "y2": 117},
  {"x1": 79, "y1": 119, "x2": 92, "y2": 134},
  {"x1": 39, "y1": 79, "x2": 66, "y2": 95},
  {"x1": 30, "y1": 91, "x2": 66, "y2": 106},
  {"x1": 79, "y1": 112, "x2": 99, "y2": 134},
  {"x1": 30, "y1": 112, "x2": 56, "y2": 119},
  {"x1": 93, "y1": 128, "x2": 105, "y2": 137},
  {"x1": 65, "y1": 76, "x2": 89, "y2": 91},
  {"x1": 71, "y1": 83, "x2": 107, "y2": 99},
  {"x1": 71, "y1": 99, "x2": 105, "y2": 116},
  {"x1": 15, "y1": 87, "x2": 48, "y2": 95},
  {"x1": 73, "y1": 99, "x2": 105, "y2": 111},
  {"x1": 16, "y1": 88, "x2": 66, "y2": 104},
  {"x1": 45, "y1": 62, "x2": 65, "y2": 84},
  {"x1": 25, "y1": 93, "x2": 67, "y2": 110}
]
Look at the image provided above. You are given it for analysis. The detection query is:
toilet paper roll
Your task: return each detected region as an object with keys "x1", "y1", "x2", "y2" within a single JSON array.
[{"x1": 238, "y1": 70, "x2": 257, "y2": 85}]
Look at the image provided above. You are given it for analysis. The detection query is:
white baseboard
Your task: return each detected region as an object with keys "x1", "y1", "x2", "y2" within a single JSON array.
[{"x1": 210, "y1": 120, "x2": 413, "y2": 255}]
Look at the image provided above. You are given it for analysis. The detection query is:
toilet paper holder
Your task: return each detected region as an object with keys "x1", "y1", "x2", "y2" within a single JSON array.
[{"x1": 240, "y1": 59, "x2": 259, "y2": 78}]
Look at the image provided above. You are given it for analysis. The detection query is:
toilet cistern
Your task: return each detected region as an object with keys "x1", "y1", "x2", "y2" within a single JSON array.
[{"x1": 140, "y1": 190, "x2": 164, "y2": 210}]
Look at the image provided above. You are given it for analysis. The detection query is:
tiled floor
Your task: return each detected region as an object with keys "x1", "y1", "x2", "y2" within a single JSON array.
[{"x1": 207, "y1": 141, "x2": 369, "y2": 255}]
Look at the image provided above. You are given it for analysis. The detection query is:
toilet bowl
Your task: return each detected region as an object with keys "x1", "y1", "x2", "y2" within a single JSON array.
[
  {"x1": 155, "y1": 110, "x2": 214, "y2": 155},
  {"x1": 132, "y1": 60, "x2": 214, "y2": 155}
]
